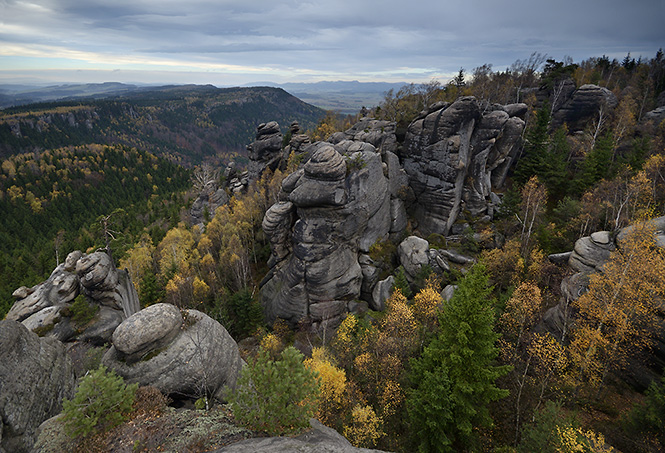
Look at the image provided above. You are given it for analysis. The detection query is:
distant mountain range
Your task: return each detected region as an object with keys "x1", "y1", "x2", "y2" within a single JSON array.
[
  {"x1": 0, "y1": 82, "x2": 145, "y2": 109},
  {"x1": 0, "y1": 85, "x2": 325, "y2": 165},
  {"x1": 0, "y1": 80, "x2": 408, "y2": 114}
]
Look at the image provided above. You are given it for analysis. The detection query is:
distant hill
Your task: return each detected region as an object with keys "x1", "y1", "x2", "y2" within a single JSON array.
[
  {"x1": 244, "y1": 80, "x2": 409, "y2": 114},
  {"x1": 0, "y1": 85, "x2": 326, "y2": 165},
  {"x1": 0, "y1": 82, "x2": 144, "y2": 109}
]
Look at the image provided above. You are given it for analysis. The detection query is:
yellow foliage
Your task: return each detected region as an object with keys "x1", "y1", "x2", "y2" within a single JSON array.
[
  {"x1": 378, "y1": 380, "x2": 403, "y2": 418},
  {"x1": 343, "y1": 404, "x2": 384, "y2": 448},
  {"x1": 555, "y1": 425, "x2": 616, "y2": 452},
  {"x1": 259, "y1": 333, "x2": 284, "y2": 359},
  {"x1": 165, "y1": 273, "x2": 191, "y2": 308},
  {"x1": 411, "y1": 281, "x2": 441, "y2": 329},
  {"x1": 381, "y1": 289, "x2": 417, "y2": 342},
  {"x1": 119, "y1": 235, "x2": 155, "y2": 294},
  {"x1": 304, "y1": 347, "x2": 348, "y2": 426},
  {"x1": 157, "y1": 225, "x2": 195, "y2": 278},
  {"x1": 500, "y1": 281, "x2": 543, "y2": 345},
  {"x1": 481, "y1": 238, "x2": 524, "y2": 291},
  {"x1": 192, "y1": 276, "x2": 210, "y2": 303},
  {"x1": 569, "y1": 220, "x2": 665, "y2": 389},
  {"x1": 331, "y1": 314, "x2": 358, "y2": 367}
]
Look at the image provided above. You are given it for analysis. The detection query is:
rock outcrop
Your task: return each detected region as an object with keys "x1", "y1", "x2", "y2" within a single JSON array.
[
  {"x1": 0, "y1": 320, "x2": 76, "y2": 453},
  {"x1": 190, "y1": 178, "x2": 229, "y2": 227},
  {"x1": 551, "y1": 84, "x2": 619, "y2": 131},
  {"x1": 212, "y1": 418, "x2": 387, "y2": 453},
  {"x1": 542, "y1": 216, "x2": 665, "y2": 390},
  {"x1": 329, "y1": 117, "x2": 399, "y2": 154},
  {"x1": 103, "y1": 304, "x2": 243, "y2": 402},
  {"x1": 247, "y1": 121, "x2": 283, "y2": 181},
  {"x1": 6, "y1": 251, "x2": 140, "y2": 344},
  {"x1": 402, "y1": 97, "x2": 526, "y2": 235},
  {"x1": 260, "y1": 117, "x2": 408, "y2": 328}
]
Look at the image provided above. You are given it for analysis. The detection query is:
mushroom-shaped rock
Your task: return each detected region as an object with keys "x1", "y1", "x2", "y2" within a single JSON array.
[
  {"x1": 103, "y1": 307, "x2": 242, "y2": 401},
  {"x1": 303, "y1": 144, "x2": 347, "y2": 181}
]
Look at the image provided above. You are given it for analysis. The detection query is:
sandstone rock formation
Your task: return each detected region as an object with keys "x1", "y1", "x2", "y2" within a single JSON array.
[
  {"x1": 542, "y1": 216, "x2": 665, "y2": 389},
  {"x1": 247, "y1": 121, "x2": 283, "y2": 181},
  {"x1": 103, "y1": 304, "x2": 243, "y2": 402},
  {"x1": 551, "y1": 84, "x2": 619, "y2": 131},
  {"x1": 644, "y1": 105, "x2": 665, "y2": 125},
  {"x1": 212, "y1": 418, "x2": 387, "y2": 453},
  {"x1": 402, "y1": 97, "x2": 526, "y2": 235},
  {"x1": 190, "y1": 178, "x2": 229, "y2": 227},
  {"x1": 329, "y1": 117, "x2": 399, "y2": 154},
  {"x1": 0, "y1": 320, "x2": 76, "y2": 453},
  {"x1": 260, "y1": 117, "x2": 408, "y2": 328},
  {"x1": 6, "y1": 251, "x2": 140, "y2": 344}
]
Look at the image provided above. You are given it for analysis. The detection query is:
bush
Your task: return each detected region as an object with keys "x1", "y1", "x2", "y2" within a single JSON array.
[
  {"x1": 230, "y1": 346, "x2": 320, "y2": 435},
  {"x1": 62, "y1": 365, "x2": 138, "y2": 438},
  {"x1": 69, "y1": 294, "x2": 99, "y2": 327}
]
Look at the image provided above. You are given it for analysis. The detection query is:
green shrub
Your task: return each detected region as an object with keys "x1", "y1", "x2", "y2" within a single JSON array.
[
  {"x1": 392, "y1": 266, "x2": 412, "y2": 299},
  {"x1": 69, "y1": 294, "x2": 99, "y2": 327},
  {"x1": 62, "y1": 365, "x2": 138, "y2": 438},
  {"x1": 230, "y1": 346, "x2": 320, "y2": 435}
]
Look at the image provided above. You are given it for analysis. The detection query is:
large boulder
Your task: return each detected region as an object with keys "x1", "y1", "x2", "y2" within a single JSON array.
[
  {"x1": 398, "y1": 236, "x2": 430, "y2": 279},
  {"x1": 6, "y1": 251, "x2": 140, "y2": 344},
  {"x1": 0, "y1": 320, "x2": 75, "y2": 453},
  {"x1": 402, "y1": 97, "x2": 525, "y2": 235},
  {"x1": 212, "y1": 418, "x2": 387, "y2": 453},
  {"x1": 568, "y1": 231, "x2": 615, "y2": 273},
  {"x1": 103, "y1": 306, "x2": 242, "y2": 402}
]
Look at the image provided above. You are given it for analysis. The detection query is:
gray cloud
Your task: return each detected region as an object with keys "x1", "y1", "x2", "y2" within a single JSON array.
[{"x1": 0, "y1": 0, "x2": 663, "y2": 84}]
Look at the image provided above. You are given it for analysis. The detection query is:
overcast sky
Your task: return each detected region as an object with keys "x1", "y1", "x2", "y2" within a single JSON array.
[{"x1": 0, "y1": 0, "x2": 663, "y2": 86}]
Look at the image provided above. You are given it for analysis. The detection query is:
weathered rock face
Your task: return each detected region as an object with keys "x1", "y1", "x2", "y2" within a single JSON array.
[
  {"x1": 6, "y1": 251, "x2": 140, "y2": 344},
  {"x1": 260, "y1": 123, "x2": 406, "y2": 328},
  {"x1": 190, "y1": 179, "x2": 229, "y2": 227},
  {"x1": 247, "y1": 121, "x2": 283, "y2": 181},
  {"x1": 329, "y1": 117, "x2": 399, "y2": 154},
  {"x1": 644, "y1": 106, "x2": 665, "y2": 125},
  {"x1": 568, "y1": 231, "x2": 615, "y2": 273},
  {"x1": 543, "y1": 216, "x2": 665, "y2": 390},
  {"x1": 402, "y1": 97, "x2": 526, "y2": 235},
  {"x1": 103, "y1": 305, "x2": 243, "y2": 402},
  {"x1": 212, "y1": 418, "x2": 387, "y2": 453},
  {"x1": 551, "y1": 83, "x2": 619, "y2": 131},
  {"x1": 0, "y1": 320, "x2": 76, "y2": 453}
]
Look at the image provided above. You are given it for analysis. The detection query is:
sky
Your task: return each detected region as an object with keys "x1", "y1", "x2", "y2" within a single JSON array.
[{"x1": 0, "y1": 0, "x2": 663, "y2": 87}]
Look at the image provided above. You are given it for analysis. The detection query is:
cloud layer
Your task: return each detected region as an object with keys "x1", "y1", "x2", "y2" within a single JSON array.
[{"x1": 1, "y1": 0, "x2": 663, "y2": 85}]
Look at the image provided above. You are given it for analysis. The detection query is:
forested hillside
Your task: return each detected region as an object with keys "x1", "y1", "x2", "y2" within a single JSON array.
[
  {"x1": 0, "y1": 85, "x2": 326, "y2": 165},
  {"x1": 0, "y1": 144, "x2": 191, "y2": 317}
]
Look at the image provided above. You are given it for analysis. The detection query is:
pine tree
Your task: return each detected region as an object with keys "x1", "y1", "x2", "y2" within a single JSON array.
[{"x1": 407, "y1": 264, "x2": 510, "y2": 452}]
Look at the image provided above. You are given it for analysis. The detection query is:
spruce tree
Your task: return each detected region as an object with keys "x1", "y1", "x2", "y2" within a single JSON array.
[
  {"x1": 407, "y1": 264, "x2": 510, "y2": 452},
  {"x1": 514, "y1": 103, "x2": 551, "y2": 185}
]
